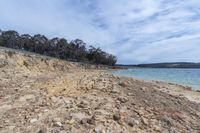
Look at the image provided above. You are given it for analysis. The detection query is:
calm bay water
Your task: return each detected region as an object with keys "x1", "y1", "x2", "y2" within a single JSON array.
[{"x1": 111, "y1": 68, "x2": 200, "y2": 90}]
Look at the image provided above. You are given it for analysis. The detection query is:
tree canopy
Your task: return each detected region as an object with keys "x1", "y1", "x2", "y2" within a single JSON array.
[{"x1": 0, "y1": 30, "x2": 117, "y2": 66}]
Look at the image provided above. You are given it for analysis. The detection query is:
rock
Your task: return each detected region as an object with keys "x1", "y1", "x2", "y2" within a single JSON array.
[
  {"x1": 80, "y1": 118, "x2": 88, "y2": 124},
  {"x1": 87, "y1": 117, "x2": 95, "y2": 125},
  {"x1": 77, "y1": 100, "x2": 88, "y2": 108},
  {"x1": 162, "y1": 116, "x2": 173, "y2": 127},
  {"x1": 126, "y1": 119, "x2": 134, "y2": 127},
  {"x1": 133, "y1": 119, "x2": 140, "y2": 125},
  {"x1": 64, "y1": 99, "x2": 73, "y2": 108},
  {"x1": 53, "y1": 122, "x2": 62, "y2": 127},
  {"x1": 153, "y1": 125, "x2": 161, "y2": 132},
  {"x1": 127, "y1": 93, "x2": 133, "y2": 96},
  {"x1": 185, "y1": 86, "x2": 192, "y2": 91},
  {"x1": 119, "y1": 82, "x2": 126, "y2": 87},
  {"x1": 196, "y1": 90, "x2": 200, "y2": 93},
  {"x1": 113, "y1": 113, "x2": 121, "y2": 121},
  {"x1": 94, "y1": 125, "x2": 104, "y2": 133},
  {"x1": 0, "y1": 60, "x2": 8, "y2": 68},
  {"x1": 117, "y1": 97, "x2": 128, "y2": 103},
  {"x1": 140, "y1": 87, "x2": 146, "y2": 92},
  {"x1": 98, "y1": 79, "x2": 103, "y2": 82},
  {"x1": 65, "y1": 119, "x2": 75, "y2": 124},
  {"x1": 52, "y1": 118, "x2": 63, "y2": 127},
  {"x1": 72, "y1": 112, "x2": 87, "y2": 120},
  {"x1": 111, "y1": 87, "x2": 120, "y2": 94},
  {"x1": 37, "y1": 127, "x2": 47, "y2": 133},
  {"x1": 115, "y1": 102, "x2": 121, "y2": 109},
  {"x1": 141, "y1": 117, "x2": 148, "y2": 125},
  {"x1": 30, "y1": 118, "x2": 37, "y2": 123},
  {"x1": 53, "y1": 118, "x2": 62, "y2": 122},
  {"x1": 80, "y1": 117, "x2": 95, "y2": 125},
  {"x1": 44, "y1": 109, "x2": 48, "y2": 112}
]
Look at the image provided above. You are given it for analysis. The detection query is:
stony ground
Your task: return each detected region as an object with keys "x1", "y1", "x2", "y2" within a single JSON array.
[{"x1": 0, "y1": 48, "x2": 200, "y2": 133}]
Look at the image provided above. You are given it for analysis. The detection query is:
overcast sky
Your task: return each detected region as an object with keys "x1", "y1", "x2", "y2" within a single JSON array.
[{"x1": 0, "y1": 0, "x2": 200, "y2": 64}]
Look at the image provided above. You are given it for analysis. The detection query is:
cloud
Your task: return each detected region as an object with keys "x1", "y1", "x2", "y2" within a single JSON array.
[{"x1": 0, "y1": 0, "x2": 200, "y2": 64}]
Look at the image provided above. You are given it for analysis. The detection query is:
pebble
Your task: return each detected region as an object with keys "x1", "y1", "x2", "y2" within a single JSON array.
[
  {"x1": 153, "y1": 125, "x2": 161, "y2": 132},
  {"x1": 64, "y1": 100, "x2": 73, "y2": 108},
  {"x1": 127, "y1": 93, "x2": 133, "y2": 96},
  {"x1": 94, "y1": 125, "x2": 103, "y2": 133},
  {"x1": 80, "y1": 118, "x2": 88, "y2": 124},
  {"x1": 119, "y1": 82, "x2": 126, "y2": 87},
  {"x1": 37, "y1": 127, "x2": 47, "y2": 133},
  {"x1": 52, "y1": 118, "x2": 63, "y2": 127},
  {"x1": 53, "y1": 122, "x2": 62, "y2": 127},
  {"x1": 133, "y1": 119, "x2": 140, "y2": 125},
  {"x1": 126, "y1": 120, "x2": 134, "y2": 127},
  {"x1": 113, "y1": 113, "x2": 121, "y2": 121},
  {"x1": 141, "y1": 117, "x2": 148, "y2": 125},
  {"x1": 140, "y1": 87, "x2": 146, "y2": 92},
  {"x1": 111, "y1": 87, "x2": 120, "y2": 94},
  {"x1": 117, "y1": 97, "x2": 128, "y2": 103},
  {"x1": 87, "y1": 117, "x2": 95, "y2": 125},
  {"x1": 30, "y1": 118, "x2": 37, "y2": 123},
  {"x1": 44, "y1": 109, "x2": 48, "y2": 112},
  {"x1": 80, "y1": 117, "x2": 96, "y2": 125}
]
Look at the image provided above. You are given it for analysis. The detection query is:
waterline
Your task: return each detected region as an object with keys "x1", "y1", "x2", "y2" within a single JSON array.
[{"x1": 111, "y1": 68, "x2": 200, "y2": 90}]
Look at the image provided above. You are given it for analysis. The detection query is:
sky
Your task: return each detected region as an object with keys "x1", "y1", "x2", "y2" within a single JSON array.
[{"x1": 0, "y1": 0, "x2": 200, "y2": 64}]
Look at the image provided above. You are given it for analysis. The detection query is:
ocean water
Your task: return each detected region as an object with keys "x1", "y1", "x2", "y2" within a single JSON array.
[{"x1": 111, "y1": 68, "x2": 200, "y2": 90}]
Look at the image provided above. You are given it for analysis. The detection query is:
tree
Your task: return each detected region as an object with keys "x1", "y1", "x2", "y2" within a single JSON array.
[
  {"x1": 1, "y1": 30, "x2": 20, "y2": 48},
  {"x1": 32, "y1": 34, "x2": 48, "y2": 54},
  {"x1": 0, "y1": 30, "x2": 117, "y2": 66},
  {"x1": 20, "y1": 34, "x2": 32, "y2": 50}
]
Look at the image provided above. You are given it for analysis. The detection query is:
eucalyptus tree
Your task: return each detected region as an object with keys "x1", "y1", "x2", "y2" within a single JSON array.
[{"x1": 0, "y1": 30, "x2": 117, "y2": 66}]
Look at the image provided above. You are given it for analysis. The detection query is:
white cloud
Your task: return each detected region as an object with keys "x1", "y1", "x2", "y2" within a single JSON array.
[{"x1": 0, "y1": 0, "x2": 200, "y2": 64}]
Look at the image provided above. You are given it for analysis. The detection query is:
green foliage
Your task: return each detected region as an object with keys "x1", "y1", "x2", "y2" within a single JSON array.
[{"x1": 0, "y1": 30, "x2": 117, "y2": 66}]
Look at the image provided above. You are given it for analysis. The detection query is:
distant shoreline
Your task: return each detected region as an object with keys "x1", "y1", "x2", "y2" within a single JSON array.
[{"x1": 116, "y1": 62, "x2": 200, "y2": 69}]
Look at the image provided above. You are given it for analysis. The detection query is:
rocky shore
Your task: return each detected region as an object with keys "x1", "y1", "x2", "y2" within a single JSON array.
[{"x1": 0, "y1": 48, "x2": 200, "y2": 133}]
